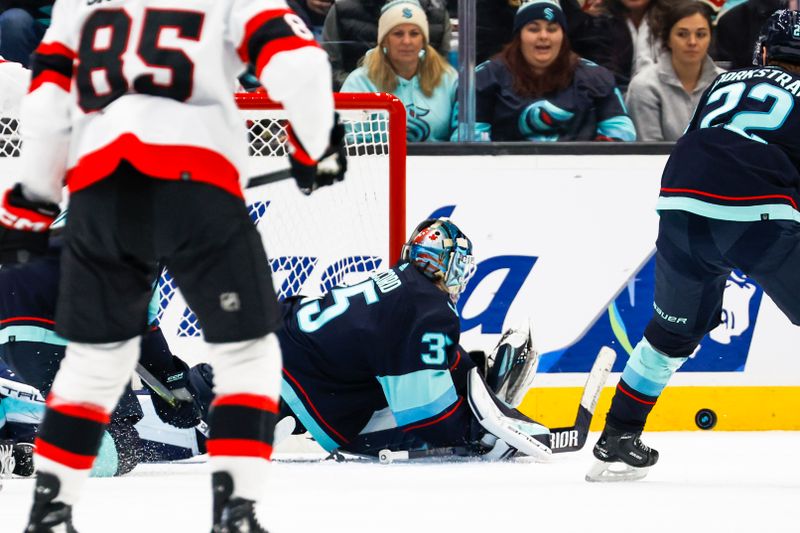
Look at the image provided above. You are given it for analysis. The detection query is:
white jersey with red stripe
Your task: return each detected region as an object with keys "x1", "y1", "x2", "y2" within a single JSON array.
[{"x1": 19, "y1": 0, "x2": 333, "y2": 203}]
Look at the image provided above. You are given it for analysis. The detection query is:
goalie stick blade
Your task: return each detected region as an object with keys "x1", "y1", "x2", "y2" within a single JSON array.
[
  {"x1": 585, "y1": 459, "x2": 650, "y2": 483},
  {"x1": 580, "y1": 346, "x2": 616, "y2": 414},
  {"x1": 549, "y1": 347, "x2": 616, "y2": 454}
]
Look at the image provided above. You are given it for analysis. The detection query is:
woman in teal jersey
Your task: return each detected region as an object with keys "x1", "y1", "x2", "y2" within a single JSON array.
[{"x1": 341, "y1": 0, "x2": 457, "y2": 142}]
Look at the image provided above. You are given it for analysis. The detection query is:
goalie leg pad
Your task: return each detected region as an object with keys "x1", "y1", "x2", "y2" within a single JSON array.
[{"x1": 467, "y1": 368, "x2": 552, "y2": 461}]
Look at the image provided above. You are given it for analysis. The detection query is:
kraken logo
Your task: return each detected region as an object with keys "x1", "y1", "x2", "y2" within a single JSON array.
[
  {"x1": 518, "y1": 100, "x2": 574, "y2": 141},
  {"x1": 406, "y1": 104, "x2": 432, "y2": 142}
]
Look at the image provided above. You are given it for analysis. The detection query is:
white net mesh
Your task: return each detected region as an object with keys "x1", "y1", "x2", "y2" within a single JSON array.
[
  {"x1": 155, "y1": 106, "x2": 394, "y2": 344},
  {"x1": 0, "y1": 118, "x2": 19, "y2": 157}
]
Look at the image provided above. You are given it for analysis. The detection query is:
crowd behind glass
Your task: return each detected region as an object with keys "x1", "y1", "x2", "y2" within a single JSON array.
[{"x1": 0, "y1": 0, "x2": 787, "y2": 142}]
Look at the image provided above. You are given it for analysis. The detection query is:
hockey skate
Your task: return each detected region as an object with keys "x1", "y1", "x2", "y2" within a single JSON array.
[
  {"x1": 212, "y1": 472, "x2": 269, "y2": 533},
  {"x1": 585, "y1": 424, "x2": 658, "y2": 482},
  {"x1": 25, "y1": 472, "x2": 78, "y2": 533}
]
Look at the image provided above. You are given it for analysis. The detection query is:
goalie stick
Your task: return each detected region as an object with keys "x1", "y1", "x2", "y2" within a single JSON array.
[
  {"x1": 376, "y1": 347, "x2": 617, "y2": 463},
  {"x1": 548, "y1": 346, "x2": 615, "y2": 454},
  {"x1": 135, "y1": 363, "x2": 209, "y2": 437},
  {"x1": 245, "y1": 168, "x2": 292, "y2": 189}
]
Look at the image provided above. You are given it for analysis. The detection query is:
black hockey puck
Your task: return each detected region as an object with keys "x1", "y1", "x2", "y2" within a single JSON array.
[{"x1": 695, "y1": 408, "x2": 717, "y2": 430}]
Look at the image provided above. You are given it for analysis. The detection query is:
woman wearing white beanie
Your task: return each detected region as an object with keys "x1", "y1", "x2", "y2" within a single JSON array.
[{"x1": 341, "y1": 0, "x2": 457, "y2": 142}]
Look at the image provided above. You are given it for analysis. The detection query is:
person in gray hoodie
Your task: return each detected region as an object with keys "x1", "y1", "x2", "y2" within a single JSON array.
[{"x1": 624, "y1": 1, "x2": 723, "y2": 141}]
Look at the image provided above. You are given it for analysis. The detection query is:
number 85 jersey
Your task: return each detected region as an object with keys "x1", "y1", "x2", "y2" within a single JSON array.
[
  {"x1": 658, "y1": 65, "x2": 800, "y2": 223},
  {"x1": 19, "y1": 0, "x2": 333, "y2": 204}
]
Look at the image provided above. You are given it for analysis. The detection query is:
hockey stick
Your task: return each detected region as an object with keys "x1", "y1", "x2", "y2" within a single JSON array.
[
  {"x1": 135, "y1": 363, "x2": 210, "y2": 437},
  {"x1": 372, "y1": 347, "x2": 616, "y2": 463},
  {"x1": 548, "y1": 346, "x2": 616, "y2": 454},
  {"x1": 377, "y1": 446, "x2": 473, "y2": 464},
  {"x1": 245, "y1": 168, "x2": 292, "y2": 189}
]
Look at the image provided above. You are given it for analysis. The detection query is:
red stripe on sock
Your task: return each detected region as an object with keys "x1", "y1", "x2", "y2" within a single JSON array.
[
  {"x1": 47, "y1": 395, "x2": 110, "y2": 424},
  {"x1": 206, "y1": 439, "x2": 273, "y2": 459},
  {"x1": 212, "y1": 394, "x2": 278, "y2": 413},
  {"x1": 35, "y1": 438, "x2": 96, "y2": 470},
  {"x1": 617, "y1": 383, "x2": 657, "y2": 405}
]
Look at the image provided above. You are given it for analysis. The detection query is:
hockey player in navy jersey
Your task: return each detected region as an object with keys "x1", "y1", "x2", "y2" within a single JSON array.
[
  {"x1": 162, "y1": 218, "x2": 553, "y2": 461},
  {"x1": 586, "y1": 10, "x2": 800, "y2": 483},
  {"x1": 229, "y1": 217, "x2": 553, "y2": 460}
]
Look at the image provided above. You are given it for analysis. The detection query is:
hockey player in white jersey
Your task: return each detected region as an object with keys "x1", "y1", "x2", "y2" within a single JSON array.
[{"x1": 0, "y1": 1, "x2": 345, "y2": 532}]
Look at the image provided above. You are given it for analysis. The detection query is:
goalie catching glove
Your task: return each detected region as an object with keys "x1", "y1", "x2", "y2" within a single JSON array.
[
  {"x1": 0, "y1": 183, "x2": 60, "y2": 264},
  {"x1": 467, "y1": 367, "x2": 552, "y2": 461},
  {"x1": 287, "y1": 113, "x2": 347, "y2": 195}
]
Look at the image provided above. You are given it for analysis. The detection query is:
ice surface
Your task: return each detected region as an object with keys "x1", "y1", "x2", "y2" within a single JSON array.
[{"x1": 2, "y1": 432, "x2": 798, "y2": 533}]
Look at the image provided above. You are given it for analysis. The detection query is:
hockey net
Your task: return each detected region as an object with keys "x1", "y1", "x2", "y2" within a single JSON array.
[
  {"x1": 156, "y1": 93, "x2": 407, "y2": 354},
  {"x1": 0, "y1": 93, "x2": 406, "y2": 355}
]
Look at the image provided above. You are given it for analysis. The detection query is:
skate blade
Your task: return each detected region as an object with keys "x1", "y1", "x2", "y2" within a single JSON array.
[{"x1": 584, "y1": 459, "x2": 649, "y2": 483}]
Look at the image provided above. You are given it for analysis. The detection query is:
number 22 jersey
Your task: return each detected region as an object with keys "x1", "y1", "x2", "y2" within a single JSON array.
[{"x1": 659, "y1": 65, "x2": 800, "y2": 222}]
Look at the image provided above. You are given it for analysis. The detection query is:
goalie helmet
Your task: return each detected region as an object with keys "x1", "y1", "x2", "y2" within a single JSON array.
[
  {"x1": 754, "y1": 9, "x2": 800, "y2": 66},
  {"x1": 401, "y1": 218, "x2": 475, "y2": 298}
]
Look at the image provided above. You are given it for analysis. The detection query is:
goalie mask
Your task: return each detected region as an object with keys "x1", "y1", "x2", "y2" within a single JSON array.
[
  {"x1": 754, "y1": 9, "x2": 800, "y2": 66},
  {"x1": 401, "y1": 218, "x2": 475, "y2": 299}
]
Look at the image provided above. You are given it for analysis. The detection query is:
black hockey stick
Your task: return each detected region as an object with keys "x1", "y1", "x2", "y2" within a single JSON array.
[
  {"x1": 548, "y1": 346, "x2": 616, "y2": 454},
  {"x1": 245, "y1": 168, "x2": 292, "y2": 189},
  {"x1": 135, "y1": 363, "x2": 210, "y2": 437}
]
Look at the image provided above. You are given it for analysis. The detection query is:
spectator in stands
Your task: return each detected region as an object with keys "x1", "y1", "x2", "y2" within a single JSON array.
[
  {"x1": 604, "y1": 0, "x2": 671, "y2": 77},
  {"x1": 0, "y1": 0, "x2": 52, "y2": 68},
  {"x1": 292, "y1": 0, "x2": 333, "y2": 40},
  {"x1": 472, "y1": 0, "x2": 636, "y2": 142},
  {"x1": 626, "y1": 1, "x2": 722, "y2": 140},
  {"x1": 323, "y1": 0, "x2": 451, "y2": 90},
  {"x1": 714, "y1": 0, "x2": 786, "y2": 69},
  {"x1": 476, "y1": 0, "x2": 518, "y2": 64},
  {"x1": 342, "y1": 0, "x2": 457, "y2": 142}
]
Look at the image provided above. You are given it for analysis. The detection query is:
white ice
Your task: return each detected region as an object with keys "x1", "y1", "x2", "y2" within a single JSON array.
[{"x1": 2, "y1": 432, "x2": 798, "y2": 533}]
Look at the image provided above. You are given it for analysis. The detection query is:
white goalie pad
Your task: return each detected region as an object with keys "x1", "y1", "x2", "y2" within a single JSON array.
[
  {"x1": 467, "y1": 368, "x2": 552, "y2": 461},
  {"x1": 273, "y1": 415, "x2": 298, "y2": 447},
  {"x1": 0, "y1": 441, "x2": 14, "y2": 488}
]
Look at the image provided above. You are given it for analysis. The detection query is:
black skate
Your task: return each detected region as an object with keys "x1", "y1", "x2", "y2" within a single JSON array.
[
  {"x1": 25, "y1": 472, "x2": 79, "y2": 533},
  {"x1": 212, "y1": 472, "x2": 269, "y2": 533},
  {"x1": 585, "y1": 425, "x2": 658, "y2": 482}
]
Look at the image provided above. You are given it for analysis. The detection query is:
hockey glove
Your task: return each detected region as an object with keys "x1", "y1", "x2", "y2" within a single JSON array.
[
  {"x1": 140, "y1": 355, "x2": 202, "y2": 429},
  {"x1": 287, "y1": 114, "x2": 347, "y2": 195},
  {"x1": 0, "y1": 183, "x2": 60, "y2": 264}
]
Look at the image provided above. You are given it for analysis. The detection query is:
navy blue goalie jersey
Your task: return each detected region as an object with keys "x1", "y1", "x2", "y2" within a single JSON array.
[
  {"x1": 659, "y1": 65, "x2": 800, "y2": 222},
  {"x1": 276, "y1": 262, "x2": 475, "y2": 454}
]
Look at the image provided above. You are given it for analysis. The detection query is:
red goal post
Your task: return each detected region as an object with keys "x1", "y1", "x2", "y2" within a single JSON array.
[{"x1": 236, "y1": 91, "x2": 407, "y2": 264}]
